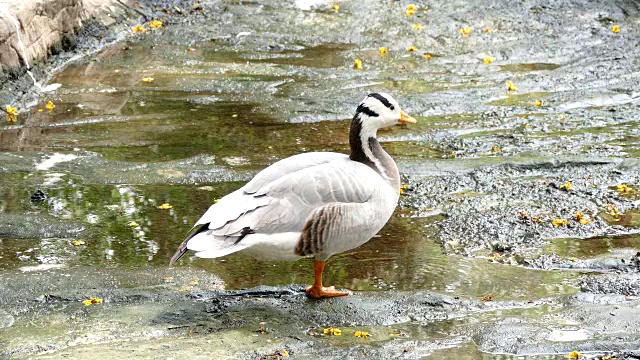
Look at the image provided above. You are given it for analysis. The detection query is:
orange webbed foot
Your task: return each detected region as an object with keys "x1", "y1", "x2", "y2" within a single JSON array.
[{"x1": 306, "y1": 285, "x2": 349, "y2": 299}]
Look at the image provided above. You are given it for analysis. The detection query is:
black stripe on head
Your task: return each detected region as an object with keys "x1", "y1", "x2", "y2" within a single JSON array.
[
  {"x1": 356, "y1": 103, "x2": 379, "y2": 118},
  {"x1": 368, "y1": 93, "x2": 395, "y2": 110}
]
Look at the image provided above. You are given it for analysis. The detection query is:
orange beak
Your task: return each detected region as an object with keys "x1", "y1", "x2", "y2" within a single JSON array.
[{"x1": 398, "y1": 110, "x2": 417, "y2": 124}]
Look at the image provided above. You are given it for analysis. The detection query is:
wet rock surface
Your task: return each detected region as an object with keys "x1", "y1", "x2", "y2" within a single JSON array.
[{"x1": 1, "y1": 0, "x2": 640, "y2": 358}]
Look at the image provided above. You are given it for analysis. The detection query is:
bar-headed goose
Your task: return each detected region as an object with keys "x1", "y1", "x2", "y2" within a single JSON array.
[{"x1": 170, "y1": 93, "x2": 416, "y2": 298}]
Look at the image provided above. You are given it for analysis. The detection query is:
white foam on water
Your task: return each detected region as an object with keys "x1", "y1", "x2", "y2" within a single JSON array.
[
  {"x1": 35, "y1": 153, "x2": 79, "y2": 171},
  {"x1": 42, "y1": 172, "x2": 67, "y2": 185},
  {"x1": 19, "y1": 263, "x2": 66, "y2": 272},
  {"x1": 41, "y1": 83, "x2": 62, "y2": 92},
  {"x1": 294, "y1": 0, "x2": 328, "y2": 10},
  {"x1": 546, "y1": 329, "x2": 591, "y2": 342},
  {"x1": 558, "y1": 93, "x2": 640, "y2": 111}
]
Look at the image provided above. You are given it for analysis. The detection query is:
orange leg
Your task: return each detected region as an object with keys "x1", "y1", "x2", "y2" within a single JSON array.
[{"x1": 305, "y1": 260, "x2": 349, "y2": 299}]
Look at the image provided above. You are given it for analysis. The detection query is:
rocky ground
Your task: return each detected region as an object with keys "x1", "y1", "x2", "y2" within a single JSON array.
[{"x1": 1, "y1": 0, "x2": 640, "y2": 359}]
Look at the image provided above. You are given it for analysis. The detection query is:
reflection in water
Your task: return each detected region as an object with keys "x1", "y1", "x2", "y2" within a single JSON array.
[
  {"x1": 193, "y1": 215, "x2": 578, "y2": 300},
  {"x1": 202, "y1": 43, "x2": 353, "y2": 68},
  {"x1": 0, "y1": 28, "x2": 581, "y2": 308},
  {"x1": 0, "y1": 34, "x2": 580, "y2": 309},
  {"x1": 499, "y1": 63, "x2": 561, "y2": 72},
  {"x1": 545, "y1": 234, "x2": 640, "y2": 259},
  {"x1": 0, "y1": 175, "x2": 578, "y2": 301}
]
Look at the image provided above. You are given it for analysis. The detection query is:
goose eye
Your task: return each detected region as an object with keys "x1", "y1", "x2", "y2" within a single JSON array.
[{"x1": 390, "y1": 105, "x2": 395, "y2": 110}]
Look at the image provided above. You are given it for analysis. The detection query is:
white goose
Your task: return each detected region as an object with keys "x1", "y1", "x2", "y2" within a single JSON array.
[{"x1": 170, "y1": 93, "x2": 416, "y2": 298}]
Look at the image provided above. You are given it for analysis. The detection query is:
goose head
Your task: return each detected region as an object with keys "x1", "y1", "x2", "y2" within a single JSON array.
[
  {"x1": 349, "y1": 93, "x2": 416, "y2": 170},
  {"x1": 355, "y1": 93, "x2": 416, "y2": 131},
  {"x1": 350, "y1": 92, "x2": 416, "y2": 143}
]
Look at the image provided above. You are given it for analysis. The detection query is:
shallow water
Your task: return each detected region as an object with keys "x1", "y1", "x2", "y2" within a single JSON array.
[
  {"x1": 545, "y1": 234, "x2": 640, "y2": 260},
  {"x1": 0, "y1": 175, "x2": 578, "y2": 301},
  {"x1": 0, "y1": 31, "x2": 566, "y2": 300},
  {"x1": 2, "y1": 0, "x2": 640, "y2": 358}
]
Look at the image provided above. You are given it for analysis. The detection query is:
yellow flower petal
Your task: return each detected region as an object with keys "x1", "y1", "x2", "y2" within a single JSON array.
[
  {"x1": 483, "y1": 27, "x2": 493, "y2": 33},
  {"x1": 407, "y1": 46, "x2": 417, "y2": 52},
  {"x1": 565, "y1": 350, "x2": 582, "y2": 359},
  {"x1": 575, "y1": 211, "x2": 591, "y2": 224},
  {"x1": 5, "y1": 105, "x2": 18, "y2": 116},
  {"x1": 158, "y1": 203, "x2": 173, "y2": 209},
  {"x1": 82, "y1": 297, "x2": 103, "y2": 306},
  {"x1": 552, "y1": 218, "x2": 569, "y2": 227},
  {"x1": 460, "y1": 26, "x2": 472, "y2": 36},
  {"x1": 491, "y1": 145, "x2": 500, "y2": 152},
  {"x1": 412, "y1": 23, "x2": 423, "y2": 29},
  {"x1": 559, "y1": 181, "x2": 573, "y2": 191},
  {"x1": 483, "y1": 56, "x2": 494, "y2": 64},
  {"x1": 38, "y1": 109, "x2": 43, "y2": 112},
  {"x1": 132, "y1": 25, "x2": 146, "y2": 33},
  {"x1": 423, "y1": 53, "x2": 432, "y2": 60},
  {"x1": 323, "y1": 327, "x2": 342, "y2": 336},
  {"x1": 616, "y1": 184, "x2": 632, "y2": 193},
  {"x1": 128, "y1": 221, "x2": 140, "y2": 227},
  {"x1": 605, "y1": 203, "x2": 620, "y2": 216},
  {"x1": 45, "y1": 100, "x2": 55, "y2": 111},
  {"x1": 72, "y1": 240, "x2": 86, "y2": 246},
  {"x1": 535, "y1": 100, "x2": 543, "y2": 107},
  {"x1": 379, "y1": 47, "x2": 388, "y2": 56},
  {"x1": 611, "y1": 25, "x2": 620, "y2": 33},
  {"x1": 331, "y1": 4, "x2": 339, "y2": 11},
  {"x1": 142, "y1": 77, "x2": 155, "y2": 83},
  {"x1": 506, "y1": 81, "x2": 518, "y2": 92},
  {"x1": 353, "y1": 58, "x2": 363, "y2": 70},
  {"x1": 406, "y1": 4, "x2": 417, "y2": 11},
  {"x1": 149, "y1": 20, "x2": 163, "y2": 29}
]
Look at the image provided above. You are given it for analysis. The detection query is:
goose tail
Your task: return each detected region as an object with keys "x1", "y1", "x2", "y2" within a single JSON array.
[
  {"x1": 169, "y1": 223, "x2": 252, "y2": 265},
  {"x1": 169, "y1": 223, "x2": 209, "y2": 266}
]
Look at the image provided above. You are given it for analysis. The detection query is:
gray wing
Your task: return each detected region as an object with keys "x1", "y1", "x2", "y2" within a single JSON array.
[
  {"x1": 199, "y1": 156, "x2": 378, "y2": 237},
  {"x1": 243, "y1": 152, "x2": 348, "y2": 194}
]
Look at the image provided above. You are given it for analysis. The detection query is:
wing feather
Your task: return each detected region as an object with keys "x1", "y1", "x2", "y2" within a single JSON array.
[
  {"x1": 194, "y1": 152, "x2": 348, "y2": 231},
  {"x1": 222, "y1": 159, "x2": 376, "y2": 235},
  {"x1": 243, "y1": 152, "x2": 348, "y2": 194},
  {"x1": 180, "y1": 152, "x2": 378, "y2": 259}
]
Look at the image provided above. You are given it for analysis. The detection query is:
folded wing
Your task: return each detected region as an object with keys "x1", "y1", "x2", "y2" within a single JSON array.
[{"x1": 171, "y1": 152, "x2": 377, "y2": 263}]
